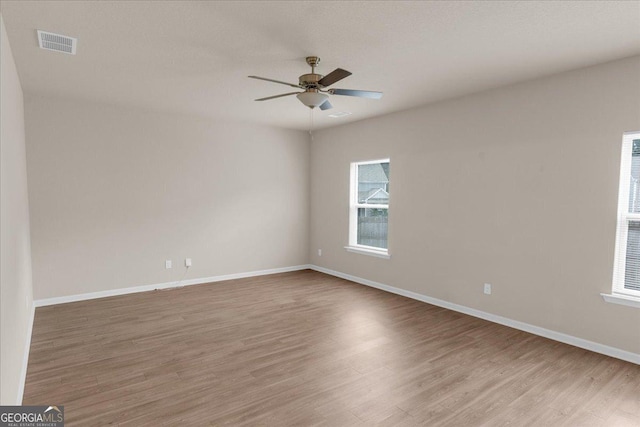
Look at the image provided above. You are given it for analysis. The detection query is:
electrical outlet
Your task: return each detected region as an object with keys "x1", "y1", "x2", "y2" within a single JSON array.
[
  {"x1": 484, "y1": 283, "x2": 492, "y2": 295},
  {"x1": 318, "y1": 249, "x2": 322, "y2": 256},
  {"x1": 185, "y1": 258, "x2": 192, "y2": 267},
  {"x1": 165, "y1": 260, "x2": 172, "y2": 269}
]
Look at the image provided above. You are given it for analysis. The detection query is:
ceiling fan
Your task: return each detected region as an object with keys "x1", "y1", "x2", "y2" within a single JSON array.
[{"x1": 248, "y1": 56, "x2": 382, "y2": 110}]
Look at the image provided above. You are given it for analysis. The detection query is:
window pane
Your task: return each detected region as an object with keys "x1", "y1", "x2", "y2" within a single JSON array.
[
  {"x1": 357, "y1": 208, "x2": 388, "y2": 249},
  {"x1": 358, "y1": 162, "x2": 389, "y2": 205},
  {"x1": 625, "y1": 221, "x2": 640, "y2": 291},
  {"x1": 629, "y1": 139, "x2": 640, "y2": 213}
]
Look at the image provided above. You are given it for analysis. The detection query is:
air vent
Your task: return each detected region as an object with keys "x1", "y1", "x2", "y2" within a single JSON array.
[{"x1": 37, "y1": 30, "x2": 77, "y2": 55}]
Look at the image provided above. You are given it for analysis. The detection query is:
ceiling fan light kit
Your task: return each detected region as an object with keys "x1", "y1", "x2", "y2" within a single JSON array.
[
  {"x1": 296, "y1": 91, "x2": 329, "y2": 108},
  {"x1": 249, "y1": 56, "x2": 382, "y2": 110}
]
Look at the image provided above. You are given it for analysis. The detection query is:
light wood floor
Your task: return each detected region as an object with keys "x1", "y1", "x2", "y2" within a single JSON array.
[{"x1": 24, "y1": 270, "x2": 640, "y2": 426}]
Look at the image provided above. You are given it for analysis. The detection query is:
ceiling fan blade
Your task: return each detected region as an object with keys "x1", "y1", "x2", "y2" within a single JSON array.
[
  {"x1": 255, "y1": 92, "x2": 301, "y2": 101},
  {"x1": 319, "y1": 100, "x2": 333, "y2": 110},
  {"x1": 248, "y1": 76, "x2": 302, "y2": 89},
  {"x1": 329, "y1": 89, "x2": 383, "y2": 99},
  {"x1": 318, "y1": 68, "x2": 352, "y2": 87}
]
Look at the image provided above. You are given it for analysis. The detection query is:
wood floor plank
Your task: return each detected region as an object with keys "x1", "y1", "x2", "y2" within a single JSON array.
[{"x1": 23, "y1": 270, "x2": 640, "y2": 426}]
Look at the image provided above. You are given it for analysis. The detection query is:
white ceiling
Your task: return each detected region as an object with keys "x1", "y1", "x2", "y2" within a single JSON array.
[{"x1": 2, "y1": 1, "x2": 639, "y2": 131}]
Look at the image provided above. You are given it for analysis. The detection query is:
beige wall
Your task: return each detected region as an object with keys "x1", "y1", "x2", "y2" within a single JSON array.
[
  {"x1": 310, "y1": 56, "x2": 640, "y2": 354},
  {"x1": 1, "y1": 15, "x2": 34, "y2": 404},
  {"x1": 25, "y1": 96, "x2": 310, "y2": 299}
]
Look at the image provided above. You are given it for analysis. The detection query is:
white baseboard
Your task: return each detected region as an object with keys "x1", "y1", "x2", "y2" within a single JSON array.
[
  {"x1": 17, "y1": 302, "x2": 35, "y2": 404},
  {"x1": 310, "y1": 265, "x2": 640, "y2": 365},
  {"x1": 34, "y1": 264, "x2": 311, "y2": 307}
]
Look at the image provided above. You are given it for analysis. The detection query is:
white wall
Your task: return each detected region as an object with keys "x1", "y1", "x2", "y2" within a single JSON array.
[
  {"x1": 0, "y1": 15, "x2": 34, "y2": 404},
  {"x1": 310, "y1": 56, "x2": 640, "y2": 354},
  {"x1": 25, "y1": 96, "x2": 310, "y2": 299}
]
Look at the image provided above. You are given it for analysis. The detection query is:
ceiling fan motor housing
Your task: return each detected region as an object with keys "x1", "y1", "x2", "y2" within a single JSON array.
[{"x1": 299, "y1": 73, "x2": 323, "y2": 88}]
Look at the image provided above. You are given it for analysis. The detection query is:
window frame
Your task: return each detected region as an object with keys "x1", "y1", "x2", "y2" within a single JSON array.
[
  {"x1": 346, "y1": 158, "x2": 391, "y2": 258},
  {"x1": 611, "y1": 131, "x2": 640, "y2": 300}
]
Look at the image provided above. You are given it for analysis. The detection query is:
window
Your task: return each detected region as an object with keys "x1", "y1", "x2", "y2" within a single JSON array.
[
  {"x1": 611, "y1": 132, "x2": 640, "y2": 301},
  {"x1": 346, "y1": 159, "x2": 390, "y2": 258}
]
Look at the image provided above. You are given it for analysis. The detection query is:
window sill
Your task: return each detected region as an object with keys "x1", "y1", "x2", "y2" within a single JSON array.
[
  {"x1": 344, "y1": 246, "x2": 391, "y2": 259},
  {"x1": 601, "y1": 293, "x2": 640, "y2": 308}
]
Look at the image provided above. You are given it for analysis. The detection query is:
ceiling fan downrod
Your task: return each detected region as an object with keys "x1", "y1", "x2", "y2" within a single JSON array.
[{"x1": 306, "y1": 56, "x2": 320, "y2": 74}]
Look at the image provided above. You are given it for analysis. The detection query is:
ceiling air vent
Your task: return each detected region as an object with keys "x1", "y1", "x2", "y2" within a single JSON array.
[{"x1": 37, "y1": 30, "x2": 77, "y2": 55}]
